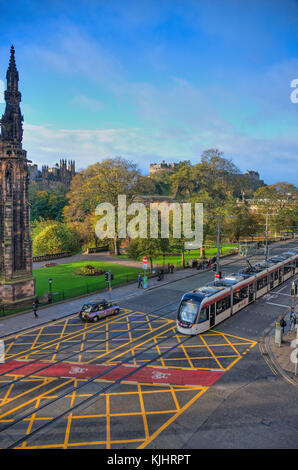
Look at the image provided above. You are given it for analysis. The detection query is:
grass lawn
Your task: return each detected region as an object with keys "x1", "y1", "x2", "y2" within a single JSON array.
[
  {"x1": 113, "y1": 243, "x2": 237, "y2": 267},
  {"x1": 34, "y1": 261, "x2": 142, "y2": 299}
]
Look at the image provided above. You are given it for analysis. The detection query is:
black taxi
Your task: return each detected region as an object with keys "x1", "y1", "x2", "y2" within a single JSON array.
[{"x1": 79, "y1": 298, "x2": 120, "y2": 322}]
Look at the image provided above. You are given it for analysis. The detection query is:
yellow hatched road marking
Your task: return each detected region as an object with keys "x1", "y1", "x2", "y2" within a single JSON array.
[
  {"x1": 106, "y1": 393, "x2": 111, "y2": 449},
  {"x1": 138, "y1": 387, "x2": 208, "y2": 449},
  {"x1": 4, "y1": 309, "x2": 133, "y2": 360},
  {"x1": 1, "y1": 378, "x2": 54, "y2": 406},
  {"x1": 137, "y1": 383, "x2": 149, "y2": 442},
  {"x1": 86, "y1": 319, "x2": 174, "y2": 365},
  {"x1": 51, "y1": 317, "x2": 69, "y2": 362},
  {"x1": 20, "y1": 397, "x2": 41, "y2": 449},
  {"x1": 103, "y1": 324, "x2": 175, "y2": 365},
  {"x1": 199, "y1": 334, "x2": 224, "y2": 370},
  {"x1": 0, "y1": 378, "x2": 74, "y2": 420},
  {"x1": 63, "y1": 380, "x2": 77, "y2": 449}
]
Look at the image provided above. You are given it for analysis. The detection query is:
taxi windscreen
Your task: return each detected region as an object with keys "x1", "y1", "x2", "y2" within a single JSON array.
[{"x1": 81, "y1": 304, "x2": 94, "y2": 313}]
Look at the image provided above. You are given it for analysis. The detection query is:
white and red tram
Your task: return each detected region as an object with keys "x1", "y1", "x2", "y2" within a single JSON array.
[{"x1": 177, "y1": 250, "x2": 298, "y2": 335}]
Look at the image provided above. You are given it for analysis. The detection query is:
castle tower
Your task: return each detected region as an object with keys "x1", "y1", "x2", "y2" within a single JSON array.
[{"x1": 0, "y1": 46, "x2": 35, "y2": 306}]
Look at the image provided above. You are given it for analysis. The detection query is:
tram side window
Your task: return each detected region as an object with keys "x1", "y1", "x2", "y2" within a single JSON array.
[
  {"x1": 257, "y1": 276, "x2": 267, "y2": 290},
  {"x1": 216, "y1": 296, "x2": 231, "y2": 314},
  {"x1": 274, "y1": 270, "x2": 279, "y2": 281},
  {"x1": 284, "y1": 264, "x2": 292, "y2": 274},
  {"x1": 198, "y1": 307, "x2": 209, "y2": 323},
  {"x1": 233, "y1": 286, "x2": 248, "y2": 304}
]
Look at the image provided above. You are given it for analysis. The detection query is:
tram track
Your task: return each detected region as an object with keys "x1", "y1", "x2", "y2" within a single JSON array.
[
  {"x1": 0, "y1": 300, "x2": 179, "y2": 380},
  {"x1": 0, "y1": 300, "x2": 180, "y2": 415},
  {"x1": 1, "y1": 242, "x2": 296, "y2": 448},
  {"x1": 1, "y1": 324, "x2": 192, "y2": 449}
]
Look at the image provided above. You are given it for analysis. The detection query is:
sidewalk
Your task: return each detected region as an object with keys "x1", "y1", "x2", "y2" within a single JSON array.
[{"x1": 265, "y1": 303, "x2": 298, "y2": 386}]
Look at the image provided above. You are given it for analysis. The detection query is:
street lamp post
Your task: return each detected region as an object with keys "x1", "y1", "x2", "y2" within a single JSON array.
[
  {"x1": 205, "y1": 215, "x2": 234, "y2": 279},
  {"x1": 48, "y1": 278, "x2": 53, "y2": 303}
]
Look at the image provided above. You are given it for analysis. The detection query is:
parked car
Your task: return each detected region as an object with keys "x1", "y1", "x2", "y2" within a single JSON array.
[{"x1": 79, "y1": 298, "x2": 120, "y2": 322}]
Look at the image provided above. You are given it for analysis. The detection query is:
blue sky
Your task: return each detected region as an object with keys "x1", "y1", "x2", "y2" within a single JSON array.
[{"x1": 0, "y1": 0, "x2": 298, "y2": 184}]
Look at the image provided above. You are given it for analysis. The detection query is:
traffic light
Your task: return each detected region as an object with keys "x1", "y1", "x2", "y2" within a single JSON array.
[
  {"x1": 212, "y1": 263, "x2": 217, "y2": 272},
  {"x1": 110, "y1": 273, "x2": 114, "y2": 281},
  {"x1": 105, "y1": 272, "x2": 109, "y2": 282}
]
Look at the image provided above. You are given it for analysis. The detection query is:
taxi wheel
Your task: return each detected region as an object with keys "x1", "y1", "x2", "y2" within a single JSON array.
[
  {"x1": 114, "y1": 308, "x2": 120, "y2": 315},
  {"x1": 93, "y1": 316, "x2": 99, "y2": 322}
]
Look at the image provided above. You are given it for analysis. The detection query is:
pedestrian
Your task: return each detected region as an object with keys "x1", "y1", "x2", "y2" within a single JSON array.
[
  {"x1": 279, "y1": 316, "x2": 287, "y2": 334},
  {"x1": 290, "y1": 311, "x2": 297, "y2": 330},
  {"x1": 33, "y1": 297, "x2": 39, "y2": 319},
  {"x1": 137, "y1": 274, "x2": 143, "y2": 288},
  {"x1": 170, "y1": 264, "x2": 174, "y2": 274}
]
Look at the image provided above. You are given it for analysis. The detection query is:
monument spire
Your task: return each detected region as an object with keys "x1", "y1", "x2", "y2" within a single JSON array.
[
  {"x1": 0, "y1": 45, "x2": 24, "y2": 145},
  {"x1": 0, "y1": 46, "x2": 35, "y2": 307}
]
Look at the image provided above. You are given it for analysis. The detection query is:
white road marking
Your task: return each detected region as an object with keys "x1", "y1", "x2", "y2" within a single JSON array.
[
  {"x1": 276, "y1": 293, "x2": 291, "y2": 296},
  {"x1": 266, "y1": 302, "x2": 289, "y2": 308}
]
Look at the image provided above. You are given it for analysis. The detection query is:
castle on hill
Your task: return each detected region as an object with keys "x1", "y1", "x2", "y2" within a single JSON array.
[{"x1": 28, "y1": 159, "x2": 76, "y2": 189}]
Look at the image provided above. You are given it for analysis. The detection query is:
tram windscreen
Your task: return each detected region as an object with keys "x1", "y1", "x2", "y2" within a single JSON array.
[{"x1": 178, "y1": 300, "x2": 200, "y2": 324}]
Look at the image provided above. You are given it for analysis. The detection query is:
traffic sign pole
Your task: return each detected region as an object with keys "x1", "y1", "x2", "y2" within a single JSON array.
[{"x1": 143, "y1": 257, "x2": 148, "y2": 288}]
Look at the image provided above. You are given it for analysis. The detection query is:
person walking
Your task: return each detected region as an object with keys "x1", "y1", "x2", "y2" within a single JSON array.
[
  {"x1": 137, "y1": 275, "x2": 143, "y2": 288},
  {"x1": 290, "y1": 311, "x2": 297, "y2": 330},
  {"x1": 33, "y1": 297, "x2": 39, "y2": 319},
  {"x1": 279, "y1": 316, "x2": 287, "y2": 334}
]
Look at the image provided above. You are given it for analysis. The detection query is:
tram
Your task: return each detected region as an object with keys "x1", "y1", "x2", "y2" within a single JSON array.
[{"x1": 177, "y1": 249, "x2": 298, "y2": 335}]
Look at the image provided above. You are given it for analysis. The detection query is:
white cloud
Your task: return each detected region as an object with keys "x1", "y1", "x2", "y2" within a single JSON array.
[
  {"x1": 71, "y1": 95, "x2": 103, "y2": 112},
  {"x1": 23, "y1": 118, "x2": 298, "y2": 185}
]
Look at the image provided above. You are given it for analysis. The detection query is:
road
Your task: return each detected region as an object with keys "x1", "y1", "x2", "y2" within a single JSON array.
[{"x1": 0, "y1": 240, "x2": 297, "y2": 449}]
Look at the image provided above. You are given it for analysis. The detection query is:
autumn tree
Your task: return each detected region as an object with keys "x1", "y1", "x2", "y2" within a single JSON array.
[{"x1": 64, "y1": 157, "x2": 143, "y2": 254}]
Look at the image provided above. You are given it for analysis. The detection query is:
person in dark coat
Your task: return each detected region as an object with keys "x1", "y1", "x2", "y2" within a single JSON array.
[
  {"x1": 33, "y1": 297, "x2": 39, "y2": 318},
  {"x1": 279, "y1": 316, "x2": 287, "y2": 334},
  {"x1": 137, "y1": 275, "x2": 143, "y2": 288}
]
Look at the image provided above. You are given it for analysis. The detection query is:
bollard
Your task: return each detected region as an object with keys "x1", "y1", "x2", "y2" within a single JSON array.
[{"x1": 275, "y1": 324, "x2": 282, "y2": 347}]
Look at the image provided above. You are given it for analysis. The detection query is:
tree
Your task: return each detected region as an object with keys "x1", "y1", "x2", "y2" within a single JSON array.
[
  {"x1": 64, "y1": 157, "x2": 143, "y2": 254},
  {"x1": 221, "y1": 204, "x2": 262, "y2": 243},
  {"x1": 253, "y1": 182, "x2": 298, "y2": 212},
  {"x1": 170, "y1": 162, "x2": 197, "y2": 199},
  {"x1": 29, "y1": 184, "x2": 68, "y2": 222},
  {"x1": 33, "y1": 221, "x2": 81, "y2": 256}
]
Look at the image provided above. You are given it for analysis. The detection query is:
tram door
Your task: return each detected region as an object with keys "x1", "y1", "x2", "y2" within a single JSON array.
[
  {"x1": 269, "y1": 273, "x2": 274, "y2": 289},
  {"x1": 248, "y1": 283, "x2": 254, "y2": 303},
  {"x1": 210, "y1": 304, "x2": 215, "y2": 327},
  {"x1": 278, "y1": 269, "x2": 282, "y2": 284}
]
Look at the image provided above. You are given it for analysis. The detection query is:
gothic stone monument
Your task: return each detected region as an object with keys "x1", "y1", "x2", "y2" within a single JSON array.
[{"x1": 0, "y1": 46, "x2": 35, "y2": 306}]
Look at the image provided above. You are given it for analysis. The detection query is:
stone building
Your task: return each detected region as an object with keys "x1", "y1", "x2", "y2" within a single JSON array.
[
  {"x1": 0, "y1": 46, "x2": 35, "y2": 305},
  {"x1": 28, "y1": 163, "x2": 41, "y2": 182},
  {"x1": 149, "y1": 160, "x2": 177, "y2": 175},
  {"x1": 41, "y1": 159, "x2": 75, "y2": 188}
]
